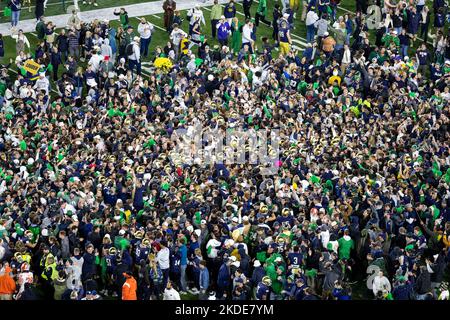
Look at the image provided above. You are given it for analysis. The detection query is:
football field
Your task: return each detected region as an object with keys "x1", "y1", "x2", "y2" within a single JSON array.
[{"x1": 0, "y1": 0, "x2": 436, "y2": 84}]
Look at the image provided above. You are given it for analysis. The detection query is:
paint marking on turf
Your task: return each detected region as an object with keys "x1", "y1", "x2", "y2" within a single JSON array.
[{"x1": 336, "y1": 4, "x2": 433, "y2": 44}]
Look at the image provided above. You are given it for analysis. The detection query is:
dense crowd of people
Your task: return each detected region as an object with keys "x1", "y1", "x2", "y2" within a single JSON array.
[{"x1": 0, "y1": 0, "x2": 449, "y2": 301}]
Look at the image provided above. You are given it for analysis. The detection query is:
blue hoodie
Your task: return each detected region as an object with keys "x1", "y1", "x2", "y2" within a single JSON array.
[
  {"x1": 199, "y1": 267, "x2": 210, "y2": 290},
  {"x1": 217, "y1": 263, "x2": 230, "y2": 288}
]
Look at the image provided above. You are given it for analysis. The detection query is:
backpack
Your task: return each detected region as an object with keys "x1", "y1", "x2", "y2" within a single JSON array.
[{"x1": 125, "y1": 43, "x2": 134, "y2": 56}]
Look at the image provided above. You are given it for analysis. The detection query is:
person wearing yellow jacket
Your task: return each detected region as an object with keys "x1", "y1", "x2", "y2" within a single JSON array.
[
  {"x1": 41, "y1": 253, "x2": 58, "y2": 281},
  {"x1": 41, "y1": 253, "x2": 58, "y2": 299}
]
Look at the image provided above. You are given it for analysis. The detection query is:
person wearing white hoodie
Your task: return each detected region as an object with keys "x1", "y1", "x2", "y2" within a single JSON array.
[
  {"x1": 100, "y1": 38, "x2": 113, "y2": 63},
  {"x1": 67, "y1": 248, "x2": 84, "y2": 291},
  {"x1": 372, "y1": 271, "x2": 391, "y2": 297}
]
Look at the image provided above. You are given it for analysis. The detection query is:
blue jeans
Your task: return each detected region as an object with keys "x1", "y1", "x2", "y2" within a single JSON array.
[
  {"x1": 401, "y1": 45, "x2": 408, "y2": 57},
  {"x1": 345, "y1": 32, "x2": 351, "y2": 45},
  {"x1": 395, "y1": 27, "x2": 402, "y2": 35},
  {"x1": 76, "y1": 86, "x2": 83, "y2": 97},
  {"x1": 140, "y1": 37, "x2": 151, "y2": 58},
  {"x1": 335, "y1": 43, "x2": 343, "y2": 51},
  {"x1": 11, "y1": 10, "x2": 20, "y2": 27},
  {"x1": 306, "y1": 25, "x2": 316, "y2": 43},
  {"x1": 180, "y1": 265, "x2": 187, "y2": 291}
]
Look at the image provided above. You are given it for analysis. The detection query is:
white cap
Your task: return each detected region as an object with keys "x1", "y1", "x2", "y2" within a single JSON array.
[
  {"x1": 220, "y1": 15, "x2": 225, "y2": 19},
  {"x1": 229, "y1": 255, "x2": 237, "y2": 262},
  {"x1": 208, "y1": 74, "x2": 214, "y2": 81},
  {"x1": 41, "y1": 229, "x2": 48, "y2": 237},
  {"x1": 119, "y1": 229, "x2": 126, "y2": 235},
  {"x1": 194, "y1": 229, "x2": 201, "y2": 237},
  {"x1": 104, "y1": 233, "x2": 111, "y2": 239},
  {"x1": 86, "y1": 78, "x2": 97, "y2": 87},
  {"x1": 253, "y1": 260, "x2": 261, "y2": 267},
  {"x1": 231, "y1": 261, "x2": 240, "y2": 267},
  {"x1": 242, "y1": 216, "x2": 249, "y2": 221},
  {"x1": 225, "y1": 239, "x2": 235, "y2": 247},
  {"x1": 232, "y1": 216, "x2": 239, "y2": 223},
  {"x1": 201, "y1": 219, "x2": 207, "y2": 225},
  {"x1": 72, "y1": 215, "x2": 78, "y2": 222}
]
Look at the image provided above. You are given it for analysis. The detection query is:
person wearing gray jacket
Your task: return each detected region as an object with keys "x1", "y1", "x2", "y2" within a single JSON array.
[
  {"x1": 59, "y1": 230, "x2": 70, "y2": 260},
  {"x1": 315, "y1": 14, "x2": 330, "y2": 38}
]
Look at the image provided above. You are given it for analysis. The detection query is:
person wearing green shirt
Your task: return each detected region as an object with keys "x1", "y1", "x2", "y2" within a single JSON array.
[
  {"x1": 210, "y1": 0, "x2": 222, "y2": 39},
  {"x1": 114, "y1": 230, "x2": 131, "y2": 251},
  {"x1": 114, "y1": 8, "x2": 129, "y2": 29},
  {"x1": 230, "y1": 17, "x2": 242, "y2": 55},
  {"x1": 265, "y1": 260, "x2": 285, "y2": 296},
  {"x1": 337, "y1": 229, "x2": 355, "y2": 260},
  {"x1": 255, "y1": 0, "x2": 270, "y2": 26},
  {"x1": 35, "y1": 17, "x2": 46, "y2": 41},
  {"x1": 381, "y1": 30, "x2": 400, "y2": 48}
]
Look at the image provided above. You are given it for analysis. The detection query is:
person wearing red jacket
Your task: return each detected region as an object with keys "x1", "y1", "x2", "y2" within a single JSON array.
[
  {"x1": 122, "y1": 271, "x2": 137, "y2": 300},
  {"x1": 0, "y1": 263, "x2": 16, "y2": 300}
]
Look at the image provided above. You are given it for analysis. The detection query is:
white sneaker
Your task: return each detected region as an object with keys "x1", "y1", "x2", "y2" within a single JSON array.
[
  {"x1": 179, "y1": 291, "x2": 187, "y2": 295},
  {"x1": 93, "y1": 2, "x2": 98, "y2": 6},
  {"x1": 83, "y1": 1, "x2": 86, "y2": 3},
  {"x1": 112, "y1": 292, "x2": 118, "y2": 297}
]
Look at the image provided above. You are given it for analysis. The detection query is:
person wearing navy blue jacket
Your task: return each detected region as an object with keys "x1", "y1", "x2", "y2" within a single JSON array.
[
  {"x1": 250, "y1": 260, "x2": 265, "y2": 288},
  {"x1": 82, "y1": 243, "x2": 98, "y2": 282},
  {"x1": 255, "y1": 276, "x2": 271, "y2": 300},
  {"x1": 170, "y1": 245, "x2": 182, "y2": 290},
  {"x1": 8, "y1": 0, "x2": 22, "y2": 28},
  {"x1": 217, "y1": 257, "x2": 231, "y2": 299},
  {"x1": 223, "y1": 0, "x2": 236, "y2": 24},
  {"x1": 392, "y1": 276, "x2": 413, "y2": 300},
  {"x1": 406, "y1": 6, "x2": 421, "y2": 39},
  {"x1": 242, "y1": 0, "x2": 252, "y2": 19},
  {"x1": 50, "y1": 46, "x2": 62, "y2": 81},
  {"x1": 0, "y1": 34, "x2": 4, "y2": 61}
]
